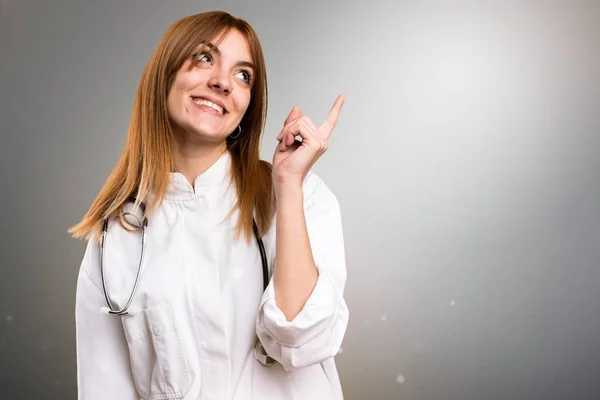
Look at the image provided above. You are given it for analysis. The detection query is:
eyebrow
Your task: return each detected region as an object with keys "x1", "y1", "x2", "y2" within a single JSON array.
[{"x1": 199, "y1": 41, "x2": 255, "y2": 70}]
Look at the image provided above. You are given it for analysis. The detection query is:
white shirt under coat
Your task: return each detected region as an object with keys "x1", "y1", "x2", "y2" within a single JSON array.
[{"x1": 75, "y1": 151, "x2": 349, "y2": 399}]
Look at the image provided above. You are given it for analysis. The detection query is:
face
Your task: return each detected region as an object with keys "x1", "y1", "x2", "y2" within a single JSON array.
[{"x1": 167, "y1": 29, "x2": 254, "y2": 143}]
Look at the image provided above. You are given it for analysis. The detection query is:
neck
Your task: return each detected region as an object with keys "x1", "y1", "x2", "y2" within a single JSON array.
[{"x1": 171, "y1": 134, "x2": 228, "y2": 187}]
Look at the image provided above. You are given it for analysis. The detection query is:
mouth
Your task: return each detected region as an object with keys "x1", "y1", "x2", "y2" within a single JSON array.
[{"x1": 191, "y1": 96, "x2": 228, "y2": 115}]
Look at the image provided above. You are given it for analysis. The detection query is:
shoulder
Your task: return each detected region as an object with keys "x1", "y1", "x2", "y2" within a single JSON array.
[{"x1": 78, "y1": 234, "x2": 102, "y2": 290}]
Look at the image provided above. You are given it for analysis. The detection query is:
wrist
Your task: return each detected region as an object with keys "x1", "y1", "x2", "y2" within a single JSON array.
[
  {"x1": 273, "y1": 173, "x2": 303, "y2": 195},
  {"x1": 274, "y1": 182, "x2": 304, "y2": 203},
  {"x1": 275, "y1": 184, "x2": 304, "y2": 223},
  {"x1": 275, "y1": 183, "x2": 303, "y2": 197}
]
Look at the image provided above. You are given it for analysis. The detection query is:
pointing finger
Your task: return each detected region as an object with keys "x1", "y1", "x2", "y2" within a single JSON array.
[{"x1": 319, "y1": 94, "x2": 346, "y2": 137}]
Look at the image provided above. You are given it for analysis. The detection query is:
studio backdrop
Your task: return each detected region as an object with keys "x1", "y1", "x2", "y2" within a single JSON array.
[{"x1": 1, "y1": 1, "x2": 599, "y2": 399}]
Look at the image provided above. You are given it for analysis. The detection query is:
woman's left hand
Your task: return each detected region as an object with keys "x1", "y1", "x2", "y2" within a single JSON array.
[{"x1": 272, "y1": 94, "x2": 346, "y2": 190}]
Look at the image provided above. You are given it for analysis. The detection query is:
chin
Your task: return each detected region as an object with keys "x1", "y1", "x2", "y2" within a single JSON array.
[{"x1": 187, "y1": 126, "x2": 229, "y2": 142}]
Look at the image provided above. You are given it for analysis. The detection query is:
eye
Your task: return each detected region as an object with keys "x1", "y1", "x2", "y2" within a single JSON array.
[
  {"x1": 192, "y1": 52, "x2": 213, "y2": 64},
  {"x1": 236, "y1": 70, "x2": 253, "y2": 84}
]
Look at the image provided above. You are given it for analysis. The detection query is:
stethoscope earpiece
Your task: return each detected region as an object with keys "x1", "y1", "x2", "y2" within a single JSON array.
[{"x1": 127, "y1": 307, "x2": 140, "y2": 316}]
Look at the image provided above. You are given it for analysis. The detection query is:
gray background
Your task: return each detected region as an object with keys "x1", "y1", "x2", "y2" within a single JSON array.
[{"x1": 1, "y1": 0, "x2": 599, "y2": 399}]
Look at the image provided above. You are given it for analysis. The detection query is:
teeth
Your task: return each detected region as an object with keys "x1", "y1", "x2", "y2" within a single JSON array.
[{"x1": 193, "y1": 98, "x2": 224, "y2": 114}]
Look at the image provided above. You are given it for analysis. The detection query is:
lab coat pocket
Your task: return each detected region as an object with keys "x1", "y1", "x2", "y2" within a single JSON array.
[{"x1": 121, "y1": 303, "x2": 192, "y2": 400}]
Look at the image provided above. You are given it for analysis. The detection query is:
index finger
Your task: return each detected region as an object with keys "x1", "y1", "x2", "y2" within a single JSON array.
[{"x1": 319, "y1": 94, "x2": 346, "y2": 136}]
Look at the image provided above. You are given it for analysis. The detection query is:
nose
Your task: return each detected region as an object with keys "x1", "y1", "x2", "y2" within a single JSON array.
[{"x1": 208, "y1": 71, "x2": 233, "y2": 94}]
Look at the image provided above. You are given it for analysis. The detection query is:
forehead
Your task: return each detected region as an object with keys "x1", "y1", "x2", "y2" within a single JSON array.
[{"x1": 197, "y1": 29, "x2": 252, "y2": 62}]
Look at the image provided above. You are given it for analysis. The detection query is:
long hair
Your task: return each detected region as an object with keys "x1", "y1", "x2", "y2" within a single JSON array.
[{"x1": 68, "y1": 11, "x2": 274, "y2": 242}]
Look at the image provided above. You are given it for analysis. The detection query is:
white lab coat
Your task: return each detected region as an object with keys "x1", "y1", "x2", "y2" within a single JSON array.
[{"x1": 75, "y1": 151, "x2": 349, "y2": 399}]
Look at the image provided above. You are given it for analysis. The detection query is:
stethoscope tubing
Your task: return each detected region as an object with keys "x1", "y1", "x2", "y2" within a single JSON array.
[{"x1": 99, "y1": 201, "x2": 276, "y2": 365}]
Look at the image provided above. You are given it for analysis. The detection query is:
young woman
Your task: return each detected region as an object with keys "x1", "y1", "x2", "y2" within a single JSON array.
[{"x1": 70, "y1": 10, "x2": 348, "y2": 400}]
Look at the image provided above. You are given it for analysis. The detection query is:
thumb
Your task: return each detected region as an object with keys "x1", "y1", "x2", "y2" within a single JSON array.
[{"x1": 284, "y1": 105, "x2": 302, "y2": 126}]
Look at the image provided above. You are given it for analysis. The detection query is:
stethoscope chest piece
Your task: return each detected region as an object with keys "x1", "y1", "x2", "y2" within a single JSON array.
[{"x1": 254, "y1": 339, "x2": 276, "y2": 366}]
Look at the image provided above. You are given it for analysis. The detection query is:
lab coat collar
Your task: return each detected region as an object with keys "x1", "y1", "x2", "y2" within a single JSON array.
[{"x1": 166, "y1": 150, "x2": 232, "y2": 200}]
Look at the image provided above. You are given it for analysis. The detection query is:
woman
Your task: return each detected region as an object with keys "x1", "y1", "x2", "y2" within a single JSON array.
[{"x1": 70, "y1": 10, "x2": 348, "y2": 400}]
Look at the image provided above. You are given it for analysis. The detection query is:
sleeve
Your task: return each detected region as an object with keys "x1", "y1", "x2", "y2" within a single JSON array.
[
  {"x1": 75, "y1": 239, "x2": 138, "y2": 399},
  {"x1": 256, "y1": 171, "x2": 350, "y2": 371}
]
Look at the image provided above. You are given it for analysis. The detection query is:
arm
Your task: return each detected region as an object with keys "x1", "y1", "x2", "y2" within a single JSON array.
[
  {"x1": 268, "y1": 95, "x2": 346, "y2": 322},
  {"x1": 256, "y1": 172, "x2": 349, "y2": 371},
  {"x1": 273, "y1": 181, "x2": 318, "y2": 322},
  {"x1": 75, "y1": 240, "x2": 138, "y2": 399}
]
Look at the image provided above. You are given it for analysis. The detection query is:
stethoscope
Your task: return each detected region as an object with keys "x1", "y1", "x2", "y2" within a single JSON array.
[{"x1": 98, "y1": 200, "x2": 276, "y2": 366}]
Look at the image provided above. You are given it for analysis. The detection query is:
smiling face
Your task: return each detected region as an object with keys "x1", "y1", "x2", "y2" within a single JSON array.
[{"x1": 167, "y1": 28, "x2": 254, "y2": 144}]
